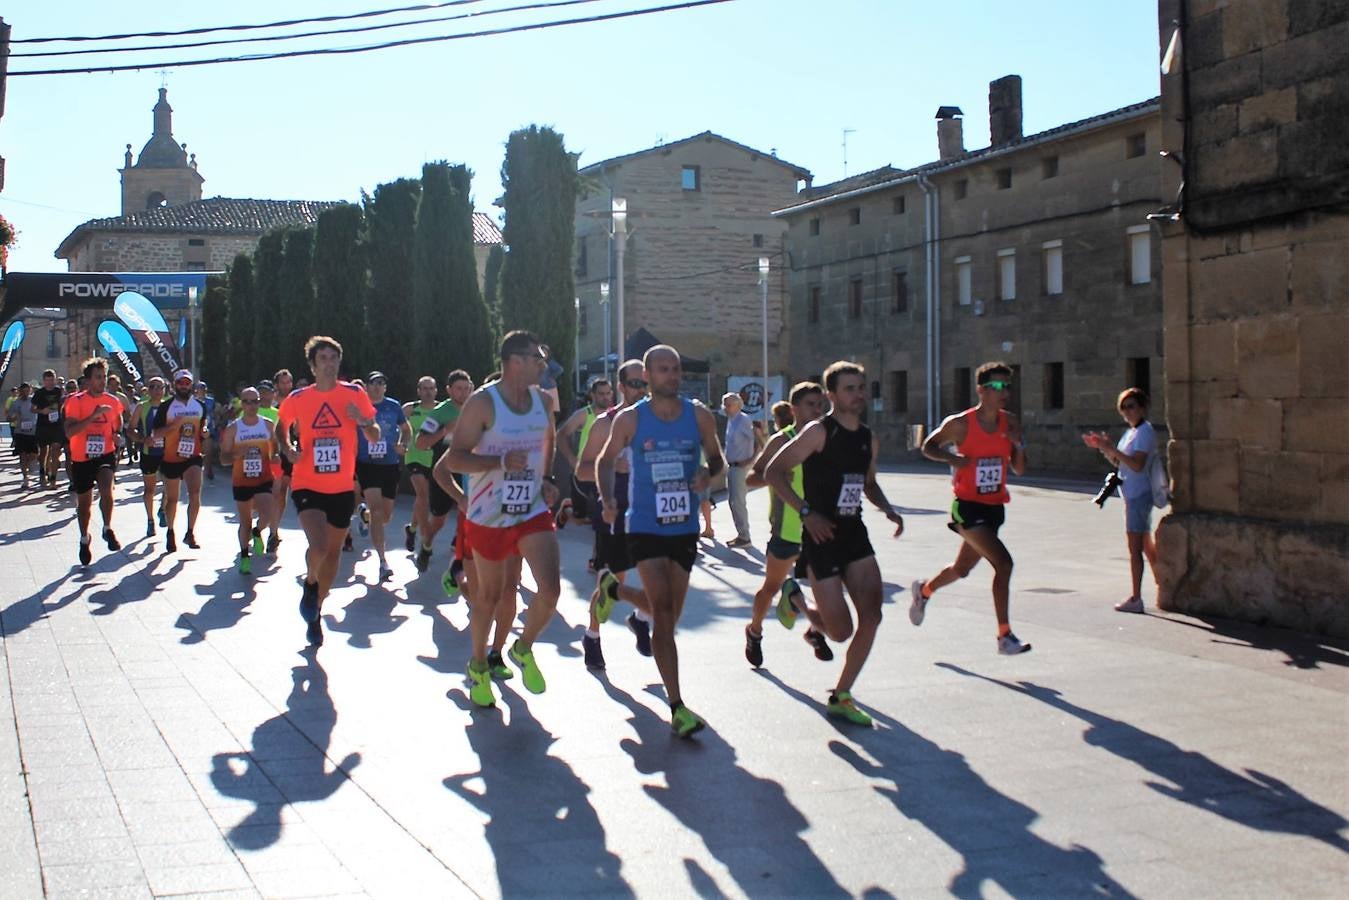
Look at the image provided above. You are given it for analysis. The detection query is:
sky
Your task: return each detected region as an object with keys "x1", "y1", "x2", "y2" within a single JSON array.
[{"x1": 0, "y1": 0, "x2": 1162, "y2": 273}]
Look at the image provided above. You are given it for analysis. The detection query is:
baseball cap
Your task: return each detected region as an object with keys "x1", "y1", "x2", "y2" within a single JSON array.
[
  {"x1": 257, "y1": 379, "x2": 275, "y2": 391},
  {"x1": 366, "y1": 371, "x2": 387, "y2": 383},
  {"x1": 173, "y1": 368, "x2": 194, "y2": 383}
]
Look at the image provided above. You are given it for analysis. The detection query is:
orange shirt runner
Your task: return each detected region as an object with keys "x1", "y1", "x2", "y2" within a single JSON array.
[
  {"x1": 277, "y1": 383, "x2": 377, "y2": 494},
  {"x1": 63, "y1": 391, "x2": 125, "y2": 462},
  {"x1": 952, "y1": 408, "x2": 1013, "y2": 505},
  {"x1": 231, "y1": 417, "x2": 277, "y2": 488}
]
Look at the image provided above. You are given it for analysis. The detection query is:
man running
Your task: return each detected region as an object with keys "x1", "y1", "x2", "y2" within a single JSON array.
[
  {"x1": 278, "y1": 337, "x2": 380, "y2": 647},
  {"x1": 268, "y1": 368, "x2": 295, "y2": 554},
  {"x1": 911, "y1": 361, "x2": 1030, "y2": 654},
  {"x1": 32, "y1": 369, "x2": 65, "y2": 488},
  {"x1": 7, "y1": 382, "x2": 39, "y2": 490},
  {"x1": 743, "y1": 383, "x2": 825, "y2": 668},
  {"x1": 132, "y1": 378, "x2": 167, "y2": 536},
  {"x1": 596, "y1": 345, "x2": 725, "y2": 737},
  {"x1": 557, "y1": 377, "x2": 613, "y2": 530},
  {"x1": 411, "y1": 370, "x2": 474, "y2": 572},
  {"x1": 194, "y1": 381, "x2": 219, "y2": 481},
  {"x1": 63, "y1": 358, "x2": 125, "y2": 566},
  {"x1": 448, "y1": 331, "x2": 561, "y2": 708},
  {"x1": 151, "y1": 369, "x2": 207, "y2": 552},
  {"x1": 219, "y1": 386, "x2": 278, "y2": 575},
  {"x1": 355, "y1": 371, "x2": 411, "y2": 581},
  {"x1": 403, "y1": 376, "x2": 441, "y2": 559}
]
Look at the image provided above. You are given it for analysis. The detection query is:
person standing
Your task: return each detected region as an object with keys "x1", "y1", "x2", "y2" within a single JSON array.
[
  {"x1": 219, "y1": 386, "x2": 278, "y2": 575},
  {"x1": 7, "y1": 382, "x2": 39, "y2": 490},
  {"x1": 63, "y1": 358, "x2": 125, "y2": 565},
  {"x1": 355, "y1": 371, "x2": 411, "y2": 581},
  {"x1": 151, "y1": 369, "x2": 207, "y2": 552},
  {"x1": 721, "y1": 392, "x2": 757, "y2": 548}
]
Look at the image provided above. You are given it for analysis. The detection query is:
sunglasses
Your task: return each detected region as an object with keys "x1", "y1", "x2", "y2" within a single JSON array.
[
  {"x1": 368, "y1": 380, "x2": 387, "y2": 387},
  {"x1": 511, "y1": 350, "x2": 548, "y2": 361},
  {"x1": 623, "y1": 379, "x2": 648, "y2": 389},
  {"x1": 980, "y1": 380, "x2": 1013, "y2": 391},
  {"x1": 1120, "y1": 401, "x2": 1141, "y2": 411},
  {"x1": 242, "y1": 399, "x2": 261, "y2": 405}
]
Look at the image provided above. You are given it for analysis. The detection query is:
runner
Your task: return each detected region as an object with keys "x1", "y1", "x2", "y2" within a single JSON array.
[
  {"x1": 743, "y1": 383, "x2": 826, "y2": 668},
  {"x1": 105, "y1": 373, "x2": 133, "y2": 465},
  {"x1": 277, "y1": 336, "x2": 380, "y2": 647},
  {"x1": 267, "y1": 368, "x2": 295, "y2": 554},
  {"x1": 765, "y1": 361, "x2": 905, "y2": 726},
  {"x1": 62, "y1": 358, "x2": 125, "y2": 566},
  {"x1": 447, "y1": 331, "x2": 561, "y2": 708},
  {"x1": 556, "y1": 377, "x2": 613, "y2": 530},
  {"x1": 32, "y1": 369, "x2": 65, "y2": 488},
  {"x1": 132, "y1": 377, "x2": 167, "y2": 537},
  {"x1": 576, "y1": 360, "x2": 654, "y2": 670},
  {"x1": 195, "y1": 381, "x2": 219, "y2": 481},
  {"x1": 596, "y1": 345, "x2": 725, "y2": 737},
  {"x1": 7, "y1": 382, "x2": 39, "y2": 490},
  {"x1": 151, "y1": 369, "x2": 208, "y2": 552},
  {"x1": 911, "y1": 360, "x2": 1030, "y2": 654},
  {"x1": 411, "y1": 370, "x2": 473, "y2": 573},
  {"x1": 403, "y1": 376, "x2": 441, "y2": 558},
  {"x1": 354, "y1": 371, "x2": 411, "y2": 581},
  {"x1": 219, "y1": 386, "x2": 278, "y2": 575}
]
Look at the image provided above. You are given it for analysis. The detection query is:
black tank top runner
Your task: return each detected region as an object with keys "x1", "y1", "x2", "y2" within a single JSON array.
[{"x1": 802, "y1": 416, "x2": 873, "y2": 520}]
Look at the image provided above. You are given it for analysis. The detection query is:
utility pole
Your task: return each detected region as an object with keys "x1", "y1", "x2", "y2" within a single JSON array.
[{"x1": 842, "y1": 128, "x2": 856, "y2": 178}]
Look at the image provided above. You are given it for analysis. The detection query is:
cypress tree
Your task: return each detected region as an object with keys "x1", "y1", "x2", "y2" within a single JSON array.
[
  {"x1": 251, "y1": 228, "x2": 288, "y2": 377},
  {"x1": 314, "y1": 204, "x2": 368, "y2": 379},
  {"x1": 200, "y1": 281, "x2": 230, "y2": 394},
  {"x1": 483, "y1": 243, "x2": 504, "y2": 344},
  {"x1": 227, "y1": 253, "x2": 256, "y2": 384},
  {"x1": 279, "y1": 225, "x2": 317, "y2": 378},
  {"x1": 364, "y1": 178, "x2": 421, "y2": 388}
]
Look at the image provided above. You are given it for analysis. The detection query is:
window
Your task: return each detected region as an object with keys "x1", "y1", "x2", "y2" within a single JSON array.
[
  {"x1": 1129, "y1": 357, "x2": 1151, "y2": 399},
  {"x1": 849, "y1": 207, "x2": 861, "y2": 226},
  {"x1": 1126, "y1": 133, "x2": 1146, "y2": 158},
  {"x1": 888, "y1": 371, "x2": 909, "y2": 413},
  {"x1": 849, "y1": 278, "x2": 863, "y2": 319},
  {"x1": 681, "y1": 165, "x2": 701, "y2": 191},
  {"x1": 575, "y1": 236, "x2": 587, "y2": 276},
  {"x1": 1044, "y1": 362, "x2": 1065, "y2": 410},
  {"x1": 891, "y1": 269, "x2": 909, "y2": 313},
  {"x1": 46, "y1": 330, "x2": 59, "y2": 359},
  {"x1": 183, "y1": 262, "x2": 206, "y2": 271},
  {"x1": 146, "y1": 191, "x2": 166, "y2": 209},
  {"x1": 1127, "y1": 225, "x2": 1151, "y2": 284},
  {"x1": 954, "y1": 179, "x2": 968, "y2": 200},
  {"x1": 996, "y1": 168, "x2": 1012, "y2": 190},
  {"x1": 187, "y1": 238, "x2": 205, "y2": 247},
  {"x1": 808, "y1": 286, "x2": 821, "y2": 324},
  {"x1": 955, "y1": 256, "x2": 972, "y2": 305},
  {"x1": 809, "y1": 218, "x2": 821, "y2": 237},
  {"x1": 892, "y1": 195, "x2": 906, "y2": 215},
  {"x1": 1042, "y1": 156, "x2": 1059, "y2": 178},
  {"x1": 998, "y1": 248, "x2": 1016, "y2": 300},
  {"x1": 752, "y1": 233, "x2": 764, "y2": 248},
  {"x1": 1042, "y1": 240, "x2": 1063, "y2": 295},
  {"x1": 954, "y1": 367, "x2": 972, "y2": 410}
]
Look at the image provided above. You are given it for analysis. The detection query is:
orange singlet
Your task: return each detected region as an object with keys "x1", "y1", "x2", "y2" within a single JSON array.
[
  {"x1": 63, "y1": 392, "x2": 124, "y2": 462},
  {"x1": 951, "y1": 408, "x2": 1013, "y2": 505}
]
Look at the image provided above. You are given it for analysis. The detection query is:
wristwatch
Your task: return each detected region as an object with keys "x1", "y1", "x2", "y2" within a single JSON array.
[{"x1": 800, "y1": 503, "x2": 812, "y2": 518}]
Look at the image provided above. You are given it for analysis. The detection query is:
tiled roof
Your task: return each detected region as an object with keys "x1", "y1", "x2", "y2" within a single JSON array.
[
  {"x1": 472, "y1": 213, "x2": 503, "y2": 246},
  {"x1": 580, "y1": 131, "x2": 811, "y2": 180}
]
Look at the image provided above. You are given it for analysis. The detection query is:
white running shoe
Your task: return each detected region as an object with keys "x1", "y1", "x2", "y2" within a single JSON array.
[
  {"x1": 1114, "y1": 596, "x2": 1144, "y2": 614},
  {"x1": 909, "y1": 580, "x2": 928, "y2": 626},
  {"x1": 997, "y1": 632, "x2": 1032, "y2": 655}
]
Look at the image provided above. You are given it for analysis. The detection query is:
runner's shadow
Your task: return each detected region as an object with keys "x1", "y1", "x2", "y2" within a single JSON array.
[
  {"x1": 323, "y1": 575, "x2": 408, "y2": 649},
  {"x1": 1155, "y1": 615, "x2": 1349, "y2": 670},
  {"x1": 603, "y1": 680, "x2": 849, "y2": 898},
  {"x1": 936, "y1": 663, "x2": 1349, "y2": 852},
  {"x1": 213, "y1": 649, "x2": 358, "y2": 851},
  {"x1": 698, "y1": 543, "x2": 764, "y2": 573},
  {"x1": 443, "y1": 689, "x2": 632, "y2": 898},
  {"x1": 0, "y1": 573, "x2": 93, "y2": 636},
  {"x1": 87, "y1": 559, "x2": 185, "y2": 616},
  {"x1": 0, "y1": 520, "x2": 65, "y2": 544},
  {"x1": 175, "y1": 566, "x2": 255, "y2": 644},
  {"x1": 414, "y1": 600, "x2": 472, "y2": 674}
]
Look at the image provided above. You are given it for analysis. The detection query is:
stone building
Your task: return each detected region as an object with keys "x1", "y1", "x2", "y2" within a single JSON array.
[
  {"x1": 1153, "y1": 0, "x2": 1349, "y2": 636},
  {"x1": 775, "y1": 78, "x2": 1163, "y2": 472},
  {"x1": 573, "y1": 132, "x2": 811, "y2": 402}
]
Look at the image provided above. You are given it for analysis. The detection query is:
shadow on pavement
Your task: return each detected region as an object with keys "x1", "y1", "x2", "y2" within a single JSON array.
[
  {"x1": 0, "y1": 572, "x2": 94, "y2": 636},
  {"x1": 443, "y1": 688, "x2": 631, "y2": 898},
  {"x1": 87, "y1": 556, "x2": 185, "y2": 617},
  {"x1": 212, "y1": 649, "x2": 359, "y2": 850},
  {"x1": 323, "y1": 574, "x2": 408, "y2": 649},
  {"x1": 937, "y1": 663, "x2": 1349, "y2": 853},
  {"x1": 1153, "y1": 614, "x2": 1349, "y2": 670},
  {"x1": 414, "y1": 599, "x2": 472, "y2": 675},
  {"x1": 174, "y1": 564, "x2": 262, "y2": 645}
]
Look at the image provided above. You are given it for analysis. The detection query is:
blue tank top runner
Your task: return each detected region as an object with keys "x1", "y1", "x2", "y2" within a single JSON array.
[{"x1": 626, "y1": 397, "x2": 700, "y2": 536}]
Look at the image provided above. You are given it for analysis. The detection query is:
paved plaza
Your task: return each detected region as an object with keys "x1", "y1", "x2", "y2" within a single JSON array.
[{"x1": 0, "y1": 458, "x2": 1345, "y2": 898}]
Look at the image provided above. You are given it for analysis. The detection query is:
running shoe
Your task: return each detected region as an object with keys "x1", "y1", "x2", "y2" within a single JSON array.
[
  {"x1": 726, "y1": 537, "x2": 752, "y2": 549},
  {"x1": 78, "y1": 536, "x2": 92, "y2": 566},
  {"x1": 266, "y1": 533, "x2": 280, "y2": 555},
  {"x1": 165, "y1": 530, "x2": 177, "y2": 553},
  {"x1": 404, "y1": 523, "x2": 416, "y2": 554},
  {"x1": 1114, "y1": 596, "x2": 1144, "y2": 614},
  {"x1": 594, "y1": 568, "x2": 619, "y2": 624},
  {"x1": 251, "y1": 527, "x2": 264, "y2": 557},
  {"x1": 378, "y1": 564, "x2": 394, "y2": 582},
  {"x1": 744, "y1": 626, "x2": 764, "y2": 668},
  {"x1": 103, "y1": 528, "x2": 120, "y2": 552},
  {"x1": 627, "y1": 611, "x2": 652, "y2": 657},
  {"x1": 184, "y1": 531, "x2": 199, "y2": 550},
  {"x1": 299, "y1": 580, "x2": 320, "y2": 623},
  {"x1": 441, "y1": 563, "x2": 460, "y2": 598},
  {"x1": 508, "y1": 640, "x2": 546, "y2": 694},
  {"x1": 555, "y1": 498, "x2": 572, "y2": 529},
  {"x1": 157, "y1": 506, "x2": 166, "y2": 528},
  {"x1": 997, "y1": 632, "x2": 1033, "y2": 655},
  {"x1": 804, "y1": 628, "x2": 834, "y2": 661},
  {"x1": 342, "y1": 533, "x2": 354, "y2": 552},
  {"x1": 908, "y1": 579, "x2": 929, "y2": 626},
  {"x1": 582, "y1": 634, "x2": 606, "y2": 671},
  {"x1": 487, "y1": 649, "x2": 513, "y2": 680},
  {"x1": 467, "y1": 659, "x2": 496, "y2": 707},
  {"x1": 357, "y1": 503, "x2": 370, "y2": 536},
  {"x1": 415, "y1": 545, "x2": 432, "y2": 573},
  {"x1": 146, "y1": 518, "x2": 156, "y2": 538},
  {"x1": 238, "y1": 553, "x2": 252, "y2": 576},
  {"x1": 670, "y1": 704, "x2": 706, "y2": 739},
  {"x1": 306, "y1": 618, "x2": 323, "y2": 647},
  {"x1": 776, "y1": 578, "x2": 801, "y2": 629},
  {"x1": 827, "y1": 691, "x2": 874, "y2": 727}
]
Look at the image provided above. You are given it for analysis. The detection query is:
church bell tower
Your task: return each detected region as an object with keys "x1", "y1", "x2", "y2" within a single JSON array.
[{"x1": 119, "y1": 88, "x2": 204, "y2": 215}]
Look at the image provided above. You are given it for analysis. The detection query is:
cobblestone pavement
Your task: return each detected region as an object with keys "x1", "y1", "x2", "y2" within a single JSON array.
[{"x1": 1, "y1": 459, "x2": 1345, "y2": 898}]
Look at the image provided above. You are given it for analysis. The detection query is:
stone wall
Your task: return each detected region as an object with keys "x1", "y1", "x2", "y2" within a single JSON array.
[{"x1": 64, "y1": 231, "x2": 257, "y2": 273}]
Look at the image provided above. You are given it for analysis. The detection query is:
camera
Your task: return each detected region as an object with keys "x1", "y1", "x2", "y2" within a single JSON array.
[{"x1": 1093, "y1": 472, "x2": 1123, "y2": 507}]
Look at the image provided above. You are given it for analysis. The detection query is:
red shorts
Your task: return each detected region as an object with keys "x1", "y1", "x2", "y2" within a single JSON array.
[{"x1": 461, "y1": 511, "x2": 555, "y2": 562}]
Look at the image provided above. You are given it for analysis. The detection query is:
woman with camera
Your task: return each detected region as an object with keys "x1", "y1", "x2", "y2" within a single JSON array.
[{"x1": 1082, "y1": 387, "x2": 1158, "y2": 614}]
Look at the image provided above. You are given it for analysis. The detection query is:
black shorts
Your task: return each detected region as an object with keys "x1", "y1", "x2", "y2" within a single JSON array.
[
  {"x1": 571, "y1": 478, "x2": 597, "y2": 521},
  {"x1": 71, "y1": 453, "x2": 116, "y2": 494},
  {"x1": 12, "y1": 432, "x2": 38, "y2": 454},
  {"x1": 356, "y1": 462, "x2": 401, "y2": 499},
  {"x1": 407, "y1": 462, "x2": 433, "y2": 479},
  {"x1": 161, "y1": 457, "x2": 203, "y2": 480},
  {"x1": 37, "y1": 424, "x2": 65, "y2": 447},
  {"x1": 627, "y1": 532, "x2": 699, "y2": 573},
  {"x1": 767, "y1": 535, "x2": 801, "y2": 561},
  {"x1": 279, "y1": 455, "x2": 294, "y2": 478},
  {"x1": 139, "y1": 454, "x2": 163, "y2": 476},
  {"x1": 802, "y1": 517, "x2": 874, "y2": 581},
  {"x1": 595, "y1": 514, "x2": 632, "y2": 573},
  {"x1": 949, "y1": 499, "x2": 1006, "y2": 535},
  {"x1": 292, "y1": 489, "x2": 356, "y2": 530},
  {"x1": 233, "y1": 482, "x2": 274, "y2": 503}
]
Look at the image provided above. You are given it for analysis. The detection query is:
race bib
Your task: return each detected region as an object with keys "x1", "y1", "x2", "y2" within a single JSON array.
[
  {"x1": 420, "y1": 418, "x2": 440, "y2": 434},
  {"x1": 368, "y1": 440, "x2": 388, "y2": 459},
  {"x1": 177, "y1": 422, "x2": 197, "y2": 458},
  {"x1": 313, "y1": 437, "x2": 341, "y2": 473},
  {"x1": 19, "y1": 418, "x2": 36, "y2": 434},
  {"x1": 836, "y1": 474, "x2": 864, "y2": 516},
  {"x1": 502, "y1": 469, "x2": 535, "y2": 515},
  {"x1": 651, "y1": 462, "x2": 691, "y2": 525},
  {"x1": 47, "y1": 410, "x2": 59, "y2": 423},
  {"x1": 243, "y1": 449, "x2": 264, "y2": 479},
  {"x1": 151, "y1": 436, "x2": 165, "y2": 450},
  {"x1": 85, "y1": 434, "x2": 106, "y2": 457},
  {"x1": 975, "y1": 457, "x2": 1004, "y2": 495}
]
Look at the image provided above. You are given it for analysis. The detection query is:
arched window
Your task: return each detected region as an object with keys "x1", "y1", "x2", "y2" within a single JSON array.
[{"x1": 146, "y1": 191, "x2": 167, "y2": 209}]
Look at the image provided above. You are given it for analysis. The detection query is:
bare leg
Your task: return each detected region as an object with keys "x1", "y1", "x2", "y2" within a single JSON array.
[
  {"x1": 364, "y1": 486, "x2": 387, "y2": 564},
  {"x1": 635, "y1": 558, "x2": 691, "y2": 706},
  {"x1": 516, "y1": 531, "x2": 560, "y2": 647},
  {"x1": 468, "y1": 555, "x2": 511, "y2": 665},
  {"x1": 182, "y1": 465, "x2": 203, "y2": 534},
  {"x1": 750, "y1": 554, "x2": 796, "y2": 633},
  {"x1": 96, "y1": 468, "x2": 115, "y2": 530},
  {"x1": 953, "y1": 526, "x2": 1015, "y2": 628},
  {"x1": 410, "y1": 473, "x2": 430, "y2": 543},
  {"x1": 490, "y1": 556, "x2": 522, "y2": 654},
  {"x1": 835, "y1": 558, "x2": 883, "y2": 694},
  {"x1": 924, "y1": 541, "x2": 983, "y2": 595},
  {"x1": 236, "y1": 500, "x2": 254, "y2": 554},
  {"x1": 163, "y1": 478, "x2": 182, "y2": 532}
]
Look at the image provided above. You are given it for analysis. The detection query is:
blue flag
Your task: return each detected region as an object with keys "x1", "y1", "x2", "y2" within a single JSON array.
[
  {"x1": 113, "y1": 291, "x2": 181, "y2": 378},
  {"x1": 0, "y1": 320, "x2": 25, "y2": 388},
  {"x1": 97, "y1": 320, "x2": 145, "y2": 384}
]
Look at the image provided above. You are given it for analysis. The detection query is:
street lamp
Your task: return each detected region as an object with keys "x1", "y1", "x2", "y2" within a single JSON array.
[
  {"x1": 612, "y1": 198, "x2": 627, "y2": 361},
  {"x1": 574, "y1": 296, "x2": 582, "y2": 396},
  {"x1": 759, "y1": 257, "x2": 770, "y2": 427},
  {"x1": 599, "y1": 281, "x2": 611, "y2": 383}
]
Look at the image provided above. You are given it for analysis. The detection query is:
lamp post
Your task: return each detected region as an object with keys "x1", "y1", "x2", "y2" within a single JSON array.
[
  {"x1": 188, "y1": 285, "x2": 199, "y2": 371},
  {"x1": 758, "y1": 257, "x2": 770, "y2": 427},
  {"x1": 574, "y1": 296, "x2": 582, "y2": 396},
  {"x1": 599, "y1": 281, "x2": 611, "y2": 383},
  {"x1": 612, "y1": 198, "x2": 627, "y2": 362}
]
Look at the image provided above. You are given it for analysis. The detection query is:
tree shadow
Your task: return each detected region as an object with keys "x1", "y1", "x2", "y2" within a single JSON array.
[
  {"x1": 212, "y1": 649, "x2": 359, "y2": 850},
  {"x1": 0, "y1": 572, "x2": 94, "y2": 637},
  {"x1": 442, "y1": 688, "x2": 632, "y2": 897},
  {"x1": 1155, "y1": 614, "x2": 1349, "y2": 670},
  {"x1": 174, "y1": 565, "x2": 258, "y2": 645},
  {"x1": 602, "y1": 680, "x2": 849, "y2": 898},
  {"x1": 322, "y1": 575, "x2": 408, "y2": 649},
  {"x1": 936, "y1": 663, "x2": 1349, "y2": 853}
]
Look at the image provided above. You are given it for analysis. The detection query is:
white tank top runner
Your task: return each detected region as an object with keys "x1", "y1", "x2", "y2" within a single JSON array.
[{"x1": 466, "y1": 384, "x2": 549, "y2": 528}]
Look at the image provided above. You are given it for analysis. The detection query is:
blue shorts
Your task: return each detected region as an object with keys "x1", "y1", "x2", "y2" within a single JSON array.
[{"x1": 1124, "y1": 495, "x2": 1153, "y2": 534}]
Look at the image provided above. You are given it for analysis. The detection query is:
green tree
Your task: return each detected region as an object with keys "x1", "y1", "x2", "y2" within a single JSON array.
[
  {"x1": 251, "y1": 228, "x2": 288, "y2": 377},
  {"x1": 498, "y1": 125, "x2": 578, "y2": 407},
  {"x1": 314, "y1": 203, "x2": 368, "y2": 379},
  {"x1": 482, "y1": 242, "x2": 505, "y2": 344},
  {"x1": 279, "y1": 225, "x2": 317, "y2": 378},
  {"x1": 200, "y1": 280, "x2": 230, "y2": 394},
  {"x1": 226, "y1": 253, "x2": 256, "y2": 384},
  {"x1": 364, "y1": 178, "x2": 421, "y2": 390}
]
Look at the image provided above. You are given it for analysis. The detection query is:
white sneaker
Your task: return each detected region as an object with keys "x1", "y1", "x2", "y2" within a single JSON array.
[
  {"x1": 1114, "y1": 596, "x2": 1144, "y2": 614},
  {"x1": 997, "y1": 632, "x2": 1032, "y2": 655},
  {"x1": 908, "y1": 580, "x2": 928, "y2": 626}
]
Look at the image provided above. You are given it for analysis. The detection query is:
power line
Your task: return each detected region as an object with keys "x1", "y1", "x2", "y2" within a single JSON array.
[
  {"x1": 10, "y1": 0, "x2": 735, "y2": 76},
  {"x1": 11, "y1": 0, "x2": 603, "y2": 59}
]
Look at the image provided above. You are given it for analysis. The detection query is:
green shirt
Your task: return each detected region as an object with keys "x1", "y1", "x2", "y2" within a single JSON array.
[
  {"x1": 769, "y1": 424, "x2": 804, "y2": 543},
  {"x1": 258, "y1": 406, "x2": 278, "y2": 423},
  {"x1": 405, "y1": 399, "x2": 459, "y2": 468}
]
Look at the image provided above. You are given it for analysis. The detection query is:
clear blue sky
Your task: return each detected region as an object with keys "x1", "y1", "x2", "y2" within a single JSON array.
[{"x1": 1, "y1": 0, "x2": 1161, "y2": 273}]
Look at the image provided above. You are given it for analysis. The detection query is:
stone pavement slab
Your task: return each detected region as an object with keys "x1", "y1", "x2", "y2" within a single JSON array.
[{"x1": 0, "y1": 458, "x2": 1345, "y2": 898}]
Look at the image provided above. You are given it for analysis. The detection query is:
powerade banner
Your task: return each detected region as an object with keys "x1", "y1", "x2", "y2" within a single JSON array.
[
  {"x1": 114, "y1": 291, "x2": 182, "y2": 379},
  {"x1": 0, "y1": 321, "x2": 25, "y2": 389},
  {"x1": 96, "y1": 320, "x2": 144, "y2": 384},
  {"x1": 178, "y1": 316, "x2": 188, "y2": 349},
  {"x1": 1, "y1": 272, "x2": 206, "y2": 318}
]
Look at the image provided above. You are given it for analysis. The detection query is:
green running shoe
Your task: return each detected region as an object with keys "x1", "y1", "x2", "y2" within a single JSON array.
[
  {"x1": 827, "y1": 691, "x2": 874, "y2": 727},
  {"x1": 487, "y1": 649, "x2": 513, "y2": 680},
  {"x1": 776, "y1": 578, "x2": 801, "y2": 630},
  {"x1": 508, "y1": 640, "x2": 546, "y2": 694},
  {"x1": 670, "y1": 704, "x2": 706, "y2": 739},
  {"x1": 238, "y1": 553, "x2": 252, "y2": 576},
  {"x1": 441, "y1": 567, "x2": 460, "y2": 598},
  {"x1": 595, "y1": 568, "x2": 619, "y2": 624},
  {"x1": 467, "y1": 659, "x2": 496, "y2": 707},
  {"x1": 251, "y1": 528, "x2": 264, "y2": 557}
]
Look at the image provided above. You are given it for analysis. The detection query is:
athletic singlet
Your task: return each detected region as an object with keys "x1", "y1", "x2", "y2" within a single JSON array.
[
  {"x1": 157, "y1": 397, "x2": 206, "y2": 463},
  {"x1": 257, "y1": 406, "x2": 278, "y2": 424},
  {"x1": 231, "y1": 417, "x2": 275, "y2": 488},
  {"x1": 11, "y1": 398, "x2": 36, "y2": 435},
  {"x1": 404, "y1": 403, "x2": 436, "y2": 467},
  {"x1": 575, "y1": 406, "x2": 599, "y2": 474},
  {"x1": 801, "y1": 416, "x2": 872, "y2": 521},
  {"x1": 356, "y1": 396, "x2": 406, "y2": 465},
  {"x1": 277, "y1": 383, "x2": 378, "y2": 494},
  {"x1": 63, "y1": 391, "x2": 124, "y2": 462},
  {"x1": 137, "y1": 401, "x2": 165, "y2": 454},
  {"x1": 952, "y1": 408, "x2": 1013, "y2": 504},
  {"x1": 626, "y1": 397, "x2": 700, "y2": 536},
  {"x1": 465, "y1": 385, "x2": 549, "y2": 528},
  {"x1": 770, "y1": 424, "x2": 805, "y2": 543},
  {"x1": 408, "y1": 400, "x2": 460, "y2": 469}
]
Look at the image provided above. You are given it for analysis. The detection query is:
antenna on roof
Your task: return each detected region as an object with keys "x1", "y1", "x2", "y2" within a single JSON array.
[{"x1": 842, "y1": 128, "x2": 856, "y2": 177}]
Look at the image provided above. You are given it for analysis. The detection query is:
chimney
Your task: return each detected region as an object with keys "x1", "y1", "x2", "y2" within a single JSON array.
[
  {"x1": 989, "y1": 75, "x2": 1023, "y2": 147},
  {"x1": 936, "y1": 106, "x2": 965, "y2": 161}
]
